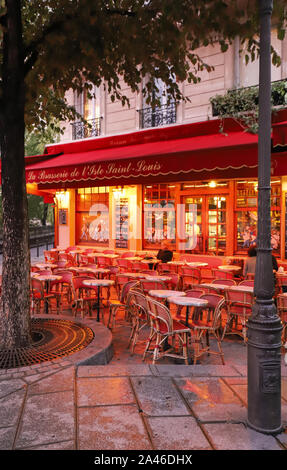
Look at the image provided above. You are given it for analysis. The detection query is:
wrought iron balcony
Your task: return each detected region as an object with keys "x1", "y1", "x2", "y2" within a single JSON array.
[
  {"x1": 71, "y1": 117, "x2": 102, "y2": 140},
  {"x1": 138, "y1": 102, "x2": 177, "y2": 129}
]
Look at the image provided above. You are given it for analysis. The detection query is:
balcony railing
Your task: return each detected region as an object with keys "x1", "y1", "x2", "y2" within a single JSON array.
[
  {"x1": 71, "y1": 117, "x2": 102, "y2": 140},
  {"x1": 138, "y1": 102, "x2": 177, "y2": 129}
]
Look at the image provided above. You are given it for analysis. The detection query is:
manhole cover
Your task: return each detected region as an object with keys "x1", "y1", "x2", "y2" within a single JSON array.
[{"x1": 0, "y1": 318, "x2": 94, "y2": 369}]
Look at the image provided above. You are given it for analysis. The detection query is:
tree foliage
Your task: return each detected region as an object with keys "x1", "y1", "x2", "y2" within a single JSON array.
[{"x1": 0, "y1": 0, "x2": 286, "y2": 133}]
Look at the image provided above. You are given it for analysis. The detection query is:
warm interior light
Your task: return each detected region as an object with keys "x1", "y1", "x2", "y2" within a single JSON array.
[
  {"x1": 209, "y1": 181, "x2": 217, "y2": 188},
  {"x1": 55, "y1": 190, "x2": 69, "y2": 209}
]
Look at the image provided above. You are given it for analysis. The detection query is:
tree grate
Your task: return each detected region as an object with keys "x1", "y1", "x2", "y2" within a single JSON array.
[{"x1": 0, "y1": 318, "x2": 94, "y2": 369}]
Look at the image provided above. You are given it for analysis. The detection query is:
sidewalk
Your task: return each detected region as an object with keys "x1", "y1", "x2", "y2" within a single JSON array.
[{"x1": 1, "y1": 360, "x2": 287, "y2": 451}]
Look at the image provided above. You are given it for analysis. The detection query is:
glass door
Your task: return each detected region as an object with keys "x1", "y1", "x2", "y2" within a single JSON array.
[{"x1": 183, "y1": 195, "x2": 227, "y2": 255}]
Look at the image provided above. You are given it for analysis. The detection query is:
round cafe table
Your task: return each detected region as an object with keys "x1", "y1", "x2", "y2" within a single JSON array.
[
  {"x1": 69, "y1": 250, "x2": 85, "y2": 265},
  {"x1": 124, "y1": 272, "x2": 147, "y2": 279},
  {"x1": 148, "y1": 289, "x2": 186, "y2": 306},
  {"x1": 34, "y1": 263, "x2": 57, "y2": 270},
  {"x1": 82, "y1": 278, "x2": 115, "y2": 321},
  {"x1": 168, "y1": 295, "x2": 209, "y2": 326},
  {"x1": 185, "y1": 262, "x2": 208, "y2": 268},
  {"x1": 218, "y1": 265, "x2": 241, "y2": 272}
]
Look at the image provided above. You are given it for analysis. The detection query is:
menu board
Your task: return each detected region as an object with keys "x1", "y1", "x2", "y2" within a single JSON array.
[{"x1": 115, "y1": 198, "x2": 129, "y2": 249}]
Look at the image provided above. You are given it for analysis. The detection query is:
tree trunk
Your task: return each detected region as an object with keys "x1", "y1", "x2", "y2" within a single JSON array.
[{"x1": 0, "y1": 0, "x2": 31, "y2": 350}]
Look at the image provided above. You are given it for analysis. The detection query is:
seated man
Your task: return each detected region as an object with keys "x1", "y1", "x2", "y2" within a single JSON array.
[{"x1": 156, "y1": 240, "x2": 173, "y2": 264}]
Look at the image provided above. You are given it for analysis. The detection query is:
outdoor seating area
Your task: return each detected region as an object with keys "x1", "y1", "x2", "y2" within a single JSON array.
[{"x1": 28, "y1": 246, "x2": 287, "y2": 365}]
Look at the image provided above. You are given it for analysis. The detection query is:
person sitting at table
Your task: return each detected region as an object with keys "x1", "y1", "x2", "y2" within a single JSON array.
[
  {"x1": 156, "y1": 240, "x2": 173, "y2": 264},
  {"x1": 243, "y1": 245, "x2": 257, "y2": 278}
]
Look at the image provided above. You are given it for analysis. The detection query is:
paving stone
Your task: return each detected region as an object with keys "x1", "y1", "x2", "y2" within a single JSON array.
[
  {"x1": 203, "y1": 423, "x2": 283, "y2": 450},
  {"x1": 0, "y1": 426, "x2": 16, "y2": 450},
  {"x1": 0, "y1": 389, "x2": 26, "y2": 427},
  {"x1": 19, "y1": 440, "x2": 75, "y2": 450},
  {"x1": 28, "y1": 367, "x2": 74, "y2": 395},
  {"x1": 175, "y1": 377, "x2": 247, "y2": 423},
  {"x1": 0, "y1": 379, "x2": 25, "y2": 398},
  {"x1": 77, "y1": 364, "x2": 152, "y2": 378},
  {"x1": 78, "y1": 405, "x2": 152, "y2": 450},
  {"x1": 77, "y1": 377, "x2": 135, "y2": 407},
  {"x1": 15, "y1": 390, "x2": 74, "y2": 449},
  {"x1": 147, "y1": 416, "x2": 212, "y2": 450},
  {"x1": 131, "y1": 376, "x2": 189, "y2": 416},
  {"x1": 155, "y1": 365, "x2": 241, "y2": 377}
]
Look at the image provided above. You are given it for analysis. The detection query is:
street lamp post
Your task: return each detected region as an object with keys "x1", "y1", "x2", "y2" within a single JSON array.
[{"x1": 247, "y1": 0, "x2": 282, "y2": 435}]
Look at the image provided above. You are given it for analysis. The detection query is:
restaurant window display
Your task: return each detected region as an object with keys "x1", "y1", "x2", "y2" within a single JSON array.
[
  {"x1": 76, "y1": 187, "x2": 109, "y2": 246},
  {"x1": 143, "y1": 184, "x2": 176, "y2": 249},
  {"x1": 236, "y1": 179, "x2": 281, "y2": 254}
]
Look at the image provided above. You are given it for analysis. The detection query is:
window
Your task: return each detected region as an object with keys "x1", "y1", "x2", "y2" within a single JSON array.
[
  {"x1": 76, "y1": 187, "x2": 109, "y2": 246},
  {"x1": 235, "y1": 179, "x2": 281, "y2": 254},
  {"x1": 72, "y1": 84, "x2": 101, "y2": 139},
  {"x1": 143, "y1": 184, "x2": 176, "y2": 249}
]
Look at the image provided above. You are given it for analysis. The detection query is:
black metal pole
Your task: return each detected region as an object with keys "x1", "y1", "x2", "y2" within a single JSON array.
[{"x1": 247, "y1": 0, "x2": 282, "y2": 434}]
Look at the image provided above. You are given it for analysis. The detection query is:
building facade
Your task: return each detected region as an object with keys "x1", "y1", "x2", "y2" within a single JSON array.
[{"x1": 26, "y1": 34, "x2": 287, "y2": 262}]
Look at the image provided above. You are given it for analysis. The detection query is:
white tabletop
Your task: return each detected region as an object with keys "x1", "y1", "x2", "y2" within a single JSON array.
[
  {"x1": 145, "y1": 275, "x2": 172, "y2": 281},
  {"x1": 124, "y1": 272, "x2": 147, "y2": 278},
  {"x1": 218, "y1": 265, "x2": 241, "y2": 271},
  {"x1": 34, "y1": 275, "x2": 62, "y2": 282},
  {"x1": 93, "y1": 253, "x2": 119, "y2": 258},
  {"x1": 34, "y1": 263, "x2": 57, "y2": 269},
  {"x1": 228, "y1": 285, "x2": 254, "y2": 293},
  {"x1": 83, "y1": 279, "x2": 115, "y2": 287},
  {"x1": 199, "y1": 282, "x2": 232, "y2": 291},
  {"x1": 168, "y1": 296, "x2": 209, "y2": 307},
  {"x1": 186, "y1": 262, "x2": 208, "y2": 267},
  {"x1": 148, "y1": 290, "x2": 186, "y2": 299},
  {"x1": 167, "y1": 261, "x2": 185, "y2": 265}
]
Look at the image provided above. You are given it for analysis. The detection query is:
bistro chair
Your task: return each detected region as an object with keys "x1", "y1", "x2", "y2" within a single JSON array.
[
  {"x1": 115, "y1": 274, "x2": 133, "y2": 298},
  {"x1": 158, "y1": 263, "x2": 177, "y2": 274},
  {"x1": 97, "y1": 256, "x2": 113, "y2": 269},
  {"x1": 103, "y1": 250, "x2": 115, "y2": 254},
  {"x1": 211, "y1": 268, "x2": 234, "y2": 280},
  {"x1": 139, "y1": 279, "x2": 167, "y2": 295},
  {"x1": 180, "y1": 266, "x2": 201, "y2": 290},
  {"x1": 50, "y1": 270, "x2": 74, "y2": 312},
  {"x1": 198, "y1": 266, "x2": 214, "y2": 283},
  {"x1": 175, "y1": 288, "x2": 205, "y2": 319},
  {"x1": 277, "y1": 275, "x2": 287, "y2": 294},
  {"x1": 276, "y1": 294, "x2": 287, "y2": 343},
  {"x1": 70, "y1": 275, "x2": 99, "y2": 318},
  {"x1": 130, "y1": 261, "x2": 147, "y2": 272},
  {"x1": 144, "y1": 297, "x2": 191, "y2": 364},
  {"x1": 127, "y1": 289, "x2": 150, "y2": 354},
  {"x1": 165, "y1": 273, "x2": 180, "y2": 291},
  {"x1": 31, "y1": 278, "x2": 58, "y2": 315},
  {"x1": 140, "y1": 270, "x2": 159, "y2": 276},
  {"x1": 44, "y1": 250, "x2": 58, "y2": 263},
  {"x1": 107, "y1": 280, "x2": 138, "y2": 329},
  {"x1": 189, "y1": 293, "x2": 226, "y2": 365},
  {"x1": 222, "y1": 287, "x2": 254, "y2": 342},
  {"x1": 116, "y1": 258, "x2": 133, "y2": 271},
  {"x1": 246, "y1": 273, "x2": 255, "y2": 280}
]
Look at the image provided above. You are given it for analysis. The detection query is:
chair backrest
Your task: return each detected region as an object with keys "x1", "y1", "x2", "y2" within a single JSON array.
[
  {"x1": 212, "y1": 268, "x2": 234, "y2": 280},
  {"x1": 239, "y1": 280, "x2": 254, "y2": 287},
  {"x1": 140, "y1": 279, "x2": 167, "y2": 295},
  {"x1": 277, "y1": 275, "x2": 287, "y2": 287},
  {"x1": 53, "y1": 270, "x2": 73, "y2": 283},
  {"x1": 185, "y1": 289, "x2": 205, "y2": 298},
  {"x1": 31, "y1": 278, "x2": 44, "y2": 297},
  {"x1": 277, "y1": 294, "x2": 287, "y2": 322},
  {"x1": 130, "y1": 261, "x2": 146, "y2": 272},
  {"x1": 225, "y1": 288, "x2": 253, "y2": 306},
  {"x1": 35, "y1": 269, "x2": 52, "y2": 275},
  {"x1": 211, "y1": 279, "x2": 236, "y2": 286},
  {"x1": 166, "y1": 273, "x2": 180, "y2": 289},
  {"x1": 115, "y1": 274, "x2": 131, "y2": 296},
  {"x1": 79, "y1": 255, "x2": 89, "y2": 265},
  {"x1": 71, "y1": 275, "x2": 95, "y2": 297},
  {"x1": 147, "y1": 296, "x2": 172, "y2": 333},
  {"x1": 199, "y1": 293, "x2": 225, "y2": 329},
  {"x1": 116, "y1": 258, "x2": 132, "y2": 269},
  {"x1": 246, "y1": 273, "x2": 255, "y2": 280},
  {"x1": 158, "y1": 263, "x2": 176, "y2": 273},
  {"x1": 103, "y1": 250, "x2": 115, "y2": 254},
  {"x1": 140, "y1": 270, "x2": 159, "y2": 276},
  {"x1": 120, "y1": 280, "x2": 139, "y2": 303},
  {"x1": 121, "y1": 252, "x2": 135, "y2": 258},
  {"x1": 97, "y1": 256, "x2": 113, "y2": 267}
]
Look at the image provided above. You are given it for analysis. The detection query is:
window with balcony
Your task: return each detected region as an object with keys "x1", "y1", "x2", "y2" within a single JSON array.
[
  {"x1": 139, "y1": 77, "x2": 177, "y2": 129},
  {"x1": 72, "y1": 84, "x2": 102, "y2": 140}
]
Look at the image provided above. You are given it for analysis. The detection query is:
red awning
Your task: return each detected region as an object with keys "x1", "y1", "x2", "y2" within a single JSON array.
[
  {"x1": 273, "y1": 121, "x2": 287, "y2": 148},
  {"x1": 25, "y1": 118, "x2": 260, "y2": 188}
]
